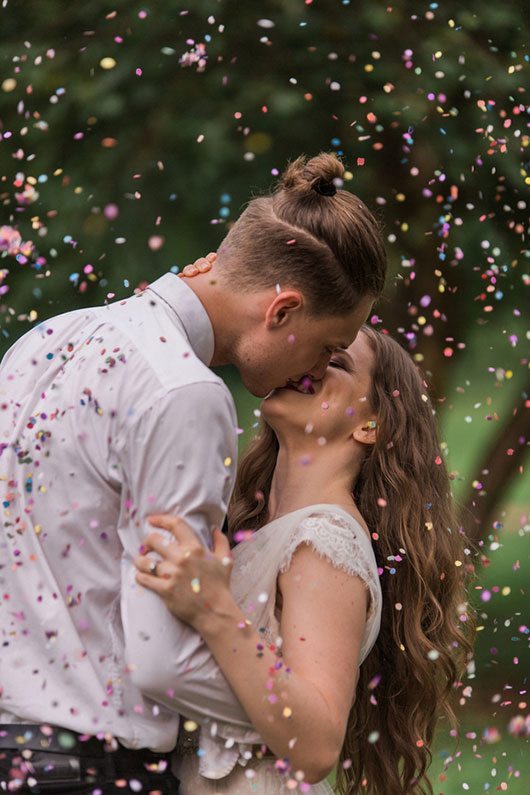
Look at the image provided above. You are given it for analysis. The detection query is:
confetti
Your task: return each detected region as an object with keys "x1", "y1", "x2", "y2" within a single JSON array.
[{"x1": 0, "y1": 6, "x2": 526, "y2": 793}]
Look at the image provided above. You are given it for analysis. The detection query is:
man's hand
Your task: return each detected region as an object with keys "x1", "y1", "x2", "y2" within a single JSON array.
[{"x1": 178, "y1": 251, "x2": 217, "y2": 278}]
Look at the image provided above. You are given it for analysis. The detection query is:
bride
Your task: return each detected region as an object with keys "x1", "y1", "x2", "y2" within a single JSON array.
[{"x1": 134, "y1": 325, "x2": 474, "y2": 794}]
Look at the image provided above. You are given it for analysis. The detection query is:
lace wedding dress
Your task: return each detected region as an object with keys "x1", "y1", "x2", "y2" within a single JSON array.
[{"x1": 174, "y1": 504, "x2": 382, "y2": 794}]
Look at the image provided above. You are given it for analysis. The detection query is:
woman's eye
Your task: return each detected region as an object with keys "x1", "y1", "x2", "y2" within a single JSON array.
[{"x1": 329, "y1": 359, "x2": 345, "y2": 370}]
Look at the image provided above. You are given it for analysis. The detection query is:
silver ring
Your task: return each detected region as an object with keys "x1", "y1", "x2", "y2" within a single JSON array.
[{"x1": 148, "y1": 560, "x2": 159, "y2": 577}]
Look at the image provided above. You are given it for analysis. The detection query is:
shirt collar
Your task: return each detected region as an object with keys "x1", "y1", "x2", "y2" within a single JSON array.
[{"x1": 147, "y1": 272, "x2": 215, "y2": 366}]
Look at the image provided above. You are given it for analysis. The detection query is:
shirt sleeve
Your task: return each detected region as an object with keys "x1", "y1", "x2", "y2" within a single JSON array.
[{"x1": 118, "y1": 380, "x2": 259, "y2": 739}]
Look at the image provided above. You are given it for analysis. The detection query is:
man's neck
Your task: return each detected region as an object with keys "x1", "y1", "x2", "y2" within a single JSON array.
[{"x1": 182, "y1": 274, "x2": 234, "y2": 366}]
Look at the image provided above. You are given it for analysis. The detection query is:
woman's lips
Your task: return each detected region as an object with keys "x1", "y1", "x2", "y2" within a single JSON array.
[{"x1": 284, "y1": 376, "x2": 315, "y2": 395}]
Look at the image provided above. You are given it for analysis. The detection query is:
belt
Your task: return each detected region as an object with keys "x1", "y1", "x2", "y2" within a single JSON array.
[
  {"x1": 0, "y1": 724, "x2": 176, "y2": 790},
  {"x1": 176, "y1": 720, "x2": 275, "y2": 761},
  {"x1": 0, "y1": 723, "x2": 172, "y2": 761}
]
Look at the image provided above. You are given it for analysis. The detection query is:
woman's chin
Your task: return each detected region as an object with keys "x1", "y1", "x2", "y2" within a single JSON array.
[
  {"x1": 261, "y1": 387, "x2": 306, "y2": 421},
  {"x1": 263, "y1": 386, "x2": 302, "y2": 406}
]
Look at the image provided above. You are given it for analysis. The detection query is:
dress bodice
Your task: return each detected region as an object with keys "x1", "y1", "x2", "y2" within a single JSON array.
[
  {"x1": 195, "y1": 504, "x2": 383, "y2": 780},
  {"x1": 231, "y1": 504, "x2": 382, "y2": 664}
]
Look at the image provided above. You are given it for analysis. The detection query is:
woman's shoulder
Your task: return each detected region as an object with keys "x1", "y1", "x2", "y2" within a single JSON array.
[
  {"x1": 281, "y1": 503, "x2": 372, "y2": 544},
  {"x1": 277, "y1": 504, "x2": 382, "y2": 632},
  {"x1": 233, "y1": 503, "x2": 380, "y2": 601},
  {"x1": 278, "y1": 505, "x2": 377, "y2": 576}
]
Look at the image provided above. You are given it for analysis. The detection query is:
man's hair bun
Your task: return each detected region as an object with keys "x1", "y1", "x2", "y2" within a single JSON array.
[{"x1": 278, "y1": 152, "x2": 345, "y2": 198}]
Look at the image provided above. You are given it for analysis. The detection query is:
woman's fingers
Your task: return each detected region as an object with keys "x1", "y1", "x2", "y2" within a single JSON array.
[
  {"x1": 135, "y1": 553, "x2": 172, "y2": 577},
  {"x1": 178, "y1": 252, "x2": 216, "y2": 278},
  {"x1": 212, "y1": 526, "x2": 232, "y2": 563},
  {"x1": 179, "y1": 264, "x2": 198, "y2": 277},
  {"x1": 140, "y1": 531, "x2": 180, "y2": 562},
  {"x1": 135, "y1": 569, "x2": 169, "y2": 594},
  {"x1": 148, "y1": 514, "x2": 198, "y2": 546}
]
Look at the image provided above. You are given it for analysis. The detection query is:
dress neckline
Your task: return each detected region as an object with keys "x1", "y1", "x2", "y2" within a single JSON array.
[{"x1": 255, "y1": 503, "x2": 372, "y2": 544}]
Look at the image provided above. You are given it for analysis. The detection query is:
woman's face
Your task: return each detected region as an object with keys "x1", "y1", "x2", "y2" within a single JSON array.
[{"x1": 261, "y1": 330, "x2": 376, "y2": 445}]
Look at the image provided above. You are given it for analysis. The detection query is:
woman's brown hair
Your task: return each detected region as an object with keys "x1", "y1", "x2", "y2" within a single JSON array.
[
  {"x1": 229, "y1": 326, "x2": 475, "y2": 794},
  {"x1": 217, "y1": 152, "x2": 387, "y2": 314}
]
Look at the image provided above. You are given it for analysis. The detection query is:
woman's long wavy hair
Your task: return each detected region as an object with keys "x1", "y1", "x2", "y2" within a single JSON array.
[{"x1": 229, "y1": 326, "x2": 475, "y2": 794}]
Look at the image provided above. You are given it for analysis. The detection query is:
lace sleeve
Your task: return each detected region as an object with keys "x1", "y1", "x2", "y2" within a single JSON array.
[{"x1": 278, "y1": 512, "x2": 380, "y2": 616}]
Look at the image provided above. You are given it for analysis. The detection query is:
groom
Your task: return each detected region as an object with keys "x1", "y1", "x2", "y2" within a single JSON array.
[{"x1": 0, "y1": 159, "x2": 386, "y2": 792}]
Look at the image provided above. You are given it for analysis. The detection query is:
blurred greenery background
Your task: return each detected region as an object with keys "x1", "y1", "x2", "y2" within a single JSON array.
[{"x1": 1, "y1": 0, "x2": 528, "y2": 791}]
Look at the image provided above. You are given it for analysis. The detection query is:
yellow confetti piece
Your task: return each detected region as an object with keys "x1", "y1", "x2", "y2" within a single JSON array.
[
  {"x1": 100, "y1": 57, "x2": 117, "y2": 70},
  {"x1": 502, "y1": 587, "x2": 511, "y2": 596},
  {"x1": 191, "y1": 578, "x2": 200, "y2": 593},
  {"x1": 282, "y1": 707, "x2": 292, "y2": 718},
  {"x1": 454, "y1": 560, "x2": 462, "y2": 567},
  {"x1": 2, "y1": 78, "x2": 17, "y2": 92},
  {"x1": 183, "y1": 720, "x2": 198, "y2": 732},
  {"x1": 224, "y1": 457, "x2": 232, "y2": 467}
]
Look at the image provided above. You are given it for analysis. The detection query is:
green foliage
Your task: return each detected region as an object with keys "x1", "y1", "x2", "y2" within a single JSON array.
[
  {"x1": 1, "y1": 0, "x2": 527, "y2": 366},
  {"x1": 1, "y1": 2, "x2": 528, "y2": 786}
]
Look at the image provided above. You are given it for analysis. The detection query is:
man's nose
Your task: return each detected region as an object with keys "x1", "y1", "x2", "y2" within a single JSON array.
[{"x1": 308, "y1": 361, "x2": 329, "y2": 382}]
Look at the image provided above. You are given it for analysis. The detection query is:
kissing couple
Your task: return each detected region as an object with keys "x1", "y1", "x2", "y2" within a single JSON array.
[{"x1": 0, "y1": 153, "x2": 473, "y2": 794}]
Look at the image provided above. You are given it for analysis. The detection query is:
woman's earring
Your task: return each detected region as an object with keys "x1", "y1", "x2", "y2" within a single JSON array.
[{"x1": 361, "y1": 420, "x2": 377, "y2": 431}]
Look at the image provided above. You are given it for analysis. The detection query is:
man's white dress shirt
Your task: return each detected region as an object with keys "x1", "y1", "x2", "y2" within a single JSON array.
[{"x1": 0, "y1": 274, "x2": 259, "y2": 762}]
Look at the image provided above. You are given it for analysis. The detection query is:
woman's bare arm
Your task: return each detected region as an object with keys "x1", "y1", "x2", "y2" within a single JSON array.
[{"x1": 136, "y1": 519, "x2": 367, "y2": 783}]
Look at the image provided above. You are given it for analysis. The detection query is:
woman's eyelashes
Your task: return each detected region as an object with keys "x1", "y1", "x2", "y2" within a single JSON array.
[{"x1": 329, "y1": 355, "x2": 353, "y2": 372}]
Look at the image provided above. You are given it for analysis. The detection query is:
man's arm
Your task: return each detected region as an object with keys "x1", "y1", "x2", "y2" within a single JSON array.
[{"x1": 118, "y1": 380, "x2": 259, "y2": 736}]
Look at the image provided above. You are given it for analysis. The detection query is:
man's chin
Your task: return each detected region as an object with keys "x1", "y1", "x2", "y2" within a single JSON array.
[{"x1": 242, "y1": 380, "x2": 272, "y2": 399}]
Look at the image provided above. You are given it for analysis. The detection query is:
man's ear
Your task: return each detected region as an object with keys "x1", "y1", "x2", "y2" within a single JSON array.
[
  {"x1": 352, "y1": 419, "x2": 377, "y2": 446},
  {"x1": 264, "y1": 290, "x2": 304, "y2": 329}
]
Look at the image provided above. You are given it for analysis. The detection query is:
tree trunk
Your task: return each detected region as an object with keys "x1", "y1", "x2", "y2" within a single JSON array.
[{"x1": 463, "y1": 381, "x2": 530, "y2": 542}]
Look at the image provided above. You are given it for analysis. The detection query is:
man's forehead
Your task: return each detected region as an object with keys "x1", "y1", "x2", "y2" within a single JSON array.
[
  {"x1": 334, "y1": 326, "x2": 360, "y2": 350},
  {"x1": 320, "y1": 307, "x2": 368, "y2": 348}
]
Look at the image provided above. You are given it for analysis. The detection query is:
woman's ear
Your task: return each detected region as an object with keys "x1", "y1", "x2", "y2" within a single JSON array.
[{"x1": 352, "y1": 419, "x2": 377, "y2": 446}]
